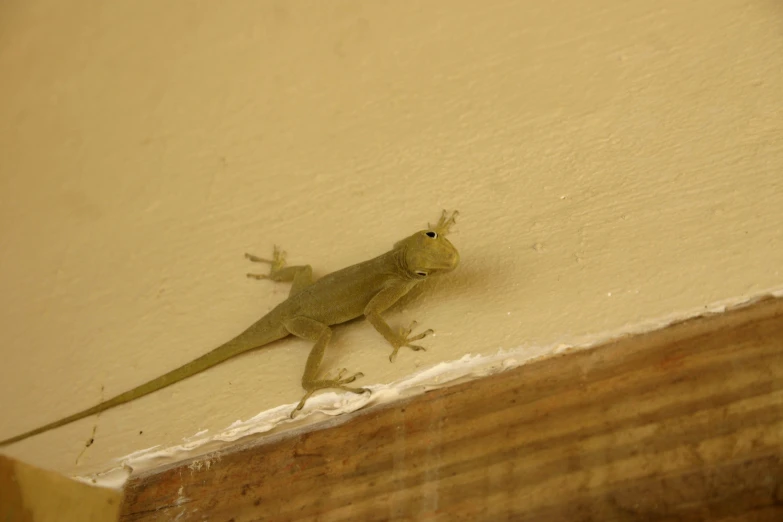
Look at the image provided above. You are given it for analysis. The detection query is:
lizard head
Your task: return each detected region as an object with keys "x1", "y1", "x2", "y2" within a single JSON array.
[{"x1": 394, "y1": 210, "x2": 460, "y2": 280}]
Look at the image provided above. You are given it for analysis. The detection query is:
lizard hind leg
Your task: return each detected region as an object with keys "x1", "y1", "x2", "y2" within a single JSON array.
[{"x1": 284, "y1": 316, "x2": 368, "y2": 418}]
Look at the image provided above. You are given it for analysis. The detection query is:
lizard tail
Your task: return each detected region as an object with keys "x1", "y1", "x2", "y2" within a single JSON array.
[{"x1": 0, "y1": 318, "x2": 287, "y2": 447}]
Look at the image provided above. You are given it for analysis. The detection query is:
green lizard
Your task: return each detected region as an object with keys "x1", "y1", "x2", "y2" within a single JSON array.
[{"x1": 0, "y1": 210, "x2": 460, "y2": 447}]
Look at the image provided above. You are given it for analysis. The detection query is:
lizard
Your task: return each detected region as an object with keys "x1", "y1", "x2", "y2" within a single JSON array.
[{"x1": 0, "y1": 210, "x2": 460, "y2": 447}]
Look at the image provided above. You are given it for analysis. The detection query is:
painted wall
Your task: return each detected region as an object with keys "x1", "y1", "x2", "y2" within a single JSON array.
[{"x1": 1, "y1": 0, "x2": 781, "y2": 479}]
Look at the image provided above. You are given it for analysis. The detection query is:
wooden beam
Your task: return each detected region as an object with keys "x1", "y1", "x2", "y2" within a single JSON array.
[{"x1": 121, "y1": 296, "x2": 783, "y2": 521}]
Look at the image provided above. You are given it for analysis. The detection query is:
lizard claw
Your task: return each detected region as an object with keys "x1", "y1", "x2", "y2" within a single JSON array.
[
  {"x1": 389, "y1": 321, "x2": 433, "y2": 362},
  {"x1": 324, "y1": 368, "x2": 365, "y2": 383},
  {"x1": 407, "y1": 328, "x2": 434, "y2": 343},
  {"x1": 428, "y1": 209, "x2": 459, "y2": 236},
  {"x1": 245, "y1": 245, "x2": 287, "y2": 279},
  {"x1": 290, "y1": 372, "x2": 368, "y2": 418}
]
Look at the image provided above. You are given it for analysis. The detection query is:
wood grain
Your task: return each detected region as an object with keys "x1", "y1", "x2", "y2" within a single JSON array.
[{"x1": 121, "y1": 296, "x2": 783, "y2": 521}]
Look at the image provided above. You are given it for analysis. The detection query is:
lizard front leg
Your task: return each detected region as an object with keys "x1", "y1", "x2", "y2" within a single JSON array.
[
  {"x1": 364, "y1": 283, "x2": 434, "y2": 362},
  {"x1": 245, "y1": 245, "x2": 313, "y2": 296},
  {"x1": 284, "y1": 316, "x2": 367, "y2": 418}
]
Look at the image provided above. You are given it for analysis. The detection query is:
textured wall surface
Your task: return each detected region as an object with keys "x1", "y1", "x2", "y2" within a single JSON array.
[{"x1": 0, "y1": 0, "x2": 781, "y2": 477}]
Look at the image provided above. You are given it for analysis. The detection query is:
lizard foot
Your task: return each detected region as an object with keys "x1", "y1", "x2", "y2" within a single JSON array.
[
  {"x1": 245, "y1": 245, "x2": 287, "y2": 279},
  {"x1": 324, "y1": 368, "x2": 363, "y2": 383},
  {"x1": 389, "y1": 320, "x2": 434, "y2": 362},
  {"x1": 428, "y1": 209, "x2": 459, "y2": 236},
  {"x1": 290, "y1": 372, "x2": 368, "y2": 419}
]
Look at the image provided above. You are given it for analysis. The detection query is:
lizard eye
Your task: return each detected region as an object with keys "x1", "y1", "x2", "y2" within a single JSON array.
[
  {"x1": 416, "y1": 271, "x2": 428, "y2": 277},
  {"x1": 425, "y1": 231, "x2": 437, "y2": 239}
]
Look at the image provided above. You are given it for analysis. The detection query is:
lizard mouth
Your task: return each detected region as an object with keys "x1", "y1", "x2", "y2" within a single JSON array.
[
  {"x1": 433, "y1": 250, "x2": 460, "y2": 271},
  {"x1": 448, "y1": 250, "x2": 460, "y2": 269}
]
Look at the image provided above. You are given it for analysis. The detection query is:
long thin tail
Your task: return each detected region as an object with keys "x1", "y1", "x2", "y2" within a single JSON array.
[{"x1": 0, "y1": 319, "x2": 285, "y2": 446}]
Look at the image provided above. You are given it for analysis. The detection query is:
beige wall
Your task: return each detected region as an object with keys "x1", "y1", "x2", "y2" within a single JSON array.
[{"x1": 1, "y1": 0, "x2": 781, "y2": 479}]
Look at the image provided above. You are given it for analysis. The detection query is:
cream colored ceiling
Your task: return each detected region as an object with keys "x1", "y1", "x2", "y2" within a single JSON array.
[{"x1": 0, "y1": 0, "x2": 781, "y2": 477}]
